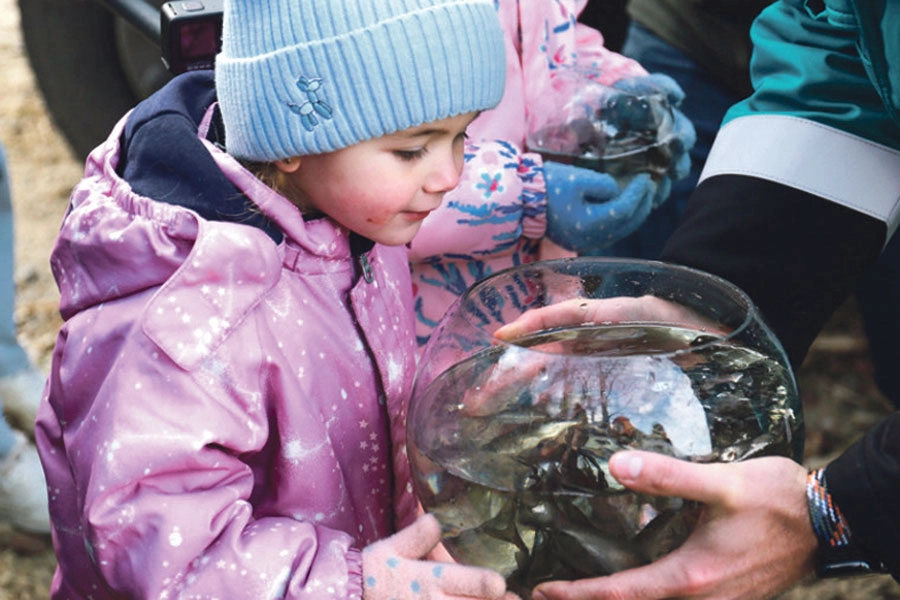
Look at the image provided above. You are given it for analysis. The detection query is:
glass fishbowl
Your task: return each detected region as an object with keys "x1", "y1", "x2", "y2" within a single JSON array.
[
  {"x1": 526, "y1": 69, "x2": 676, "y2": 184},
  {"x1": 408, "y1": 258, "x2": 803, "y2": 597}
]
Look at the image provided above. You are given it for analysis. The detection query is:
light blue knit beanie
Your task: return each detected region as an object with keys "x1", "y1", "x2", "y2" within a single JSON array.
[{"x1": 215, "y1": 0, "x2": 507, "y2": 162}]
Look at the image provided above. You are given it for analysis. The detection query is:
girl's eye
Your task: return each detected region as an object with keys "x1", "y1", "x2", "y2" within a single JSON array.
[{"x1": 394, "y1": 147, "x2": 428, "y2": 161}]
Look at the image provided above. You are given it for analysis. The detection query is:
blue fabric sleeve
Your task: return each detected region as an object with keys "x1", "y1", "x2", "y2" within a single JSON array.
[{"x1": 725, "y1": 0, "x2": 900, "y2": 150}]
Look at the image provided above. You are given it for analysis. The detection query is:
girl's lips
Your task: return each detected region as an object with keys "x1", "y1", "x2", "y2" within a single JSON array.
[{"x1": 404, "y1": 210, "x2": 433, "y2": 221}]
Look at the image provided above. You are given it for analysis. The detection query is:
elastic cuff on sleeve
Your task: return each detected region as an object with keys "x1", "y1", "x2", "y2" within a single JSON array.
[
  {"x1": 347, "y1": 547, "x2": 365, "y2": 599},
  {"x1": 521, "y1": 151, "x2": 547, "y2": 240}
]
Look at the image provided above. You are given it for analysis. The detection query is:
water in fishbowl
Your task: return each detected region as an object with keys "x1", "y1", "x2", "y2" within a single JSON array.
[{"x1": 408, "y1": 323, "x2": 801, "y2": 597}]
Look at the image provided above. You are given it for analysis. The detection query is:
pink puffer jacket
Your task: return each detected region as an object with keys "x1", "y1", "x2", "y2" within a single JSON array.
[{"x1": 37, "y1": 109, "x2": 419, "y2": 599}]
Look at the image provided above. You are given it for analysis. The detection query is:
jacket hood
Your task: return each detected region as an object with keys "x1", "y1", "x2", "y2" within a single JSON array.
[
  {"x1": 118, "y1": 70, "x2": 283, "y2": 243},
  {"x1": 51, "y1": 71, "x2": 365, "y2": 321}
]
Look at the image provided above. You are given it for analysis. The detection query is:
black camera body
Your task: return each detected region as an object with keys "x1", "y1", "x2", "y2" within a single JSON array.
[{"x1": 161, "y1": 0, "x2": 223, "y2": 75}]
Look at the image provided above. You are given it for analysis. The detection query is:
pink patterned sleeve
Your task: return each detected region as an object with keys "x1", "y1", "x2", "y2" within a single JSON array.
[
  {"x1": 409, "y1": 140, "x2": 547, "y2": 261},
  {"x1": 573, "y1": 20, "x2": 648, "y2": 84},
  {"x1": 408, "y1": 140, "x2": 547, "y2": 345},
  {"x1": 518, "y1": 0, "x2": 648, "y2": 122}
]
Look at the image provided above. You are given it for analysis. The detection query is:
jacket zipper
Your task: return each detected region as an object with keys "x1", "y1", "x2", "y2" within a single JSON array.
[{"x1": 357, "y1": 253, "x2": 374, "y2": 283}]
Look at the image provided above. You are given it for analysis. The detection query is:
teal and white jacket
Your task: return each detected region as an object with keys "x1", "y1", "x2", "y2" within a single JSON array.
[
  {"x1": 708, "y1": 0, "x2": 900, "y2": 238},
  {"x1": 661, "y1": 0, "x2": 899, "y2": 580},
  {"x1": 664, "y1": 0, "x2": 900, "y2": 364}
]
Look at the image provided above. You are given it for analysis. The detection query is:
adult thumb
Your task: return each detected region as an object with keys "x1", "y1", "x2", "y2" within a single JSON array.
[{"x1": 608, "y1": 450, "x2": 729, "y2": 504}]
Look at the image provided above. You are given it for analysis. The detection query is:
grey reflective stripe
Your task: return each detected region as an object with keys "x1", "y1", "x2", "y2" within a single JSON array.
[{"x1": 700, "y1": 115, "x2": 900, "y2": 241}]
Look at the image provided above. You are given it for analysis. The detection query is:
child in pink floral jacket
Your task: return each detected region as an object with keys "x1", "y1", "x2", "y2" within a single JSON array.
[{"x1": 409, "y1": 0, "x2": 695, "y2": 345}]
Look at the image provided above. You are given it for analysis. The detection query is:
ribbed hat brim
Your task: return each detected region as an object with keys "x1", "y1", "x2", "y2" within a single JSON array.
[{"x1": 216, "y1": 0, "x2": 506, "y2": 161}]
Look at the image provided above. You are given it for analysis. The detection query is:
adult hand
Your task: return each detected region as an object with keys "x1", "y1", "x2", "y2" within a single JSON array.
[
  {"x1": 487, "y1": 295, "x2": 721, "y2": 418},
  {"x1": 543, "y1": 161, "x2": 657, "y2": 253},
  {"x1": 532, "y1": 451, "x2": 817, "y2": 600},
  {"x1": 494, "y1": 296, "x2": 728, "y2": 342},
  {"x1": 363, "y1": 514, "x2": 518, "y2": 600}
]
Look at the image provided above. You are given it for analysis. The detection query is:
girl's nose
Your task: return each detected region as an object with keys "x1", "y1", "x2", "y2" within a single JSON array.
[{"x1": 424, "y1": 147, "x2": 464, "y2": 193}]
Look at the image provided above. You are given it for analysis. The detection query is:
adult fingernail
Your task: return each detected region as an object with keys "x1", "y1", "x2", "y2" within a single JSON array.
[
  {"x1": 493, "y1": 325, "x2": 515, "y2": 340},
  {"x1": 613, "y1": 452, "x2": 643, "y2": 480}
]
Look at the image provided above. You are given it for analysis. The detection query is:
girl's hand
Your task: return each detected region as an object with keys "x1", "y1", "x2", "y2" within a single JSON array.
[
  {"x1": 543, "y1": 164, "x2": 656, "y2": 254},
  {"x1": 363, "y1": 514, "x2": 518, "y2": 600}
]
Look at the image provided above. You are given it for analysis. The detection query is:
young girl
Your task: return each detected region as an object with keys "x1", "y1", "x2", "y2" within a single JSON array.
[
  {"x1": 408, "y1": 0, "x2": 695, "y2": 345},
  {"x1": 35, "y1": 1, "x2": 513, "y2": 598}
]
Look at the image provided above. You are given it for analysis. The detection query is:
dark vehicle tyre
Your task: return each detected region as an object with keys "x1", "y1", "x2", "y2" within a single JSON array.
[{"x1": 19, "y1": 0, "x2": 170, "y2": 160}]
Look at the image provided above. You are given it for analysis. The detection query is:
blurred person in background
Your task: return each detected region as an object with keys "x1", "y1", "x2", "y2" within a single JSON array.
[{"x1": 0, "y1": 142, "x2": 49, "y2": 535}]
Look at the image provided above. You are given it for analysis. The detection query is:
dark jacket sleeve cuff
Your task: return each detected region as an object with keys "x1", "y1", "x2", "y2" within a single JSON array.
[
  {"x1": 660, "y1": 174, "x2": 886, "y2": 369},
  {"x1": 826, "y1": 412, "x2": 900, "y2": 580}
]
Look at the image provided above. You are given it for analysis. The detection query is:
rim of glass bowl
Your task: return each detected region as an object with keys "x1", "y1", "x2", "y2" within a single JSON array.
[{"x1": 449, "y1": 256, "x2": 763, "y2": 358}]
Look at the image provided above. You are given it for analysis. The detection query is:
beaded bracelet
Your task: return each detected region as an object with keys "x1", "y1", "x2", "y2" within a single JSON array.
[
  {"x1": 806, "y1": 467, "x2": 888, "y2": 577},
  {"x1": 805, "y1": 467, "x2": 850, "y2": 548}
]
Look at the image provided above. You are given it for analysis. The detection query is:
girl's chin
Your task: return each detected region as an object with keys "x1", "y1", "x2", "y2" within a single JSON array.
[{"x1": 371, "y1": 225, "x2": 423, "y2": 247}]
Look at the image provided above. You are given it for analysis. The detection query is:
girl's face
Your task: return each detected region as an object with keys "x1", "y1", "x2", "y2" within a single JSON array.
[{"x1": 278, "y1": 111, "x2": 478, "y2": 247}]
